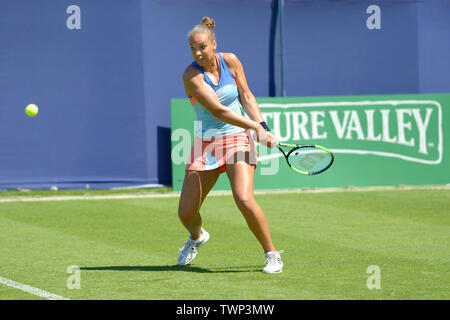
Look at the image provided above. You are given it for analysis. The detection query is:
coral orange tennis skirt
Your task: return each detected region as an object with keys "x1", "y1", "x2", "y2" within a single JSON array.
[{"x1": 186, "y1": 131, "x2": 257, "y2": 173}]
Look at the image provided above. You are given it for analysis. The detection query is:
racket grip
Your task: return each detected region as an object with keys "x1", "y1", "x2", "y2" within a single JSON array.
[{"x1": 250, "y1": 129, "x2": 278, "y2": 148}]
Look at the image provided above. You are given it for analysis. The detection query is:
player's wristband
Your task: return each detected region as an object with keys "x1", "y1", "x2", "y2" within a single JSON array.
[{"x1": 260, "y1": 121, "x2": 271, "y2": 132}]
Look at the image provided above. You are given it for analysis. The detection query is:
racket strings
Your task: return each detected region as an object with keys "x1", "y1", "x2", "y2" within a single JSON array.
[{"x1": 288, "y1": 148, "x2": 332, "y2": 173}]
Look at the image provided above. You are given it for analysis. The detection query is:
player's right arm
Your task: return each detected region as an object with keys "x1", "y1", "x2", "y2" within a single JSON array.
[{"x1": 183, "y1": 66, "x2": 262, "y2": 132}]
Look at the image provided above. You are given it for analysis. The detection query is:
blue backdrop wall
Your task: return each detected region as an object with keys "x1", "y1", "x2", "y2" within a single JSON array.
[{"x1": 0, "y1": 0, "x2": 449, "y2": 189}]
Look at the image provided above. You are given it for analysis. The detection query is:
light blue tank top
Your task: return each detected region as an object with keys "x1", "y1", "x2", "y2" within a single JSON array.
[{"x1": 189, "y1": 53, "x2": 245, "y2": 139}]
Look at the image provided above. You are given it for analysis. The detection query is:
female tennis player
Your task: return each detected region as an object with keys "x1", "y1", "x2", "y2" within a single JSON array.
[{"x1": 177, "y1": 17, "x2": 283, "y2": 274}]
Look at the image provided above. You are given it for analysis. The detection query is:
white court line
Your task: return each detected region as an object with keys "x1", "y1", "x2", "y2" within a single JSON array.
[
  {"x1": 0, "y1": 276, "x2": 69, "y2": 300},
  {"x1": 0, "y1": 193, "x2": 181, "y2": 203},
  {"x1": 0, "y1": 185, "x2": 448, "y2": 203}
]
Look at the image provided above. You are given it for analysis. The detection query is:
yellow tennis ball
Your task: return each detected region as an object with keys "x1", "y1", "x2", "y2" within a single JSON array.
[{"x1": 25, "y1": 104, "x2": 39, "y2": 117}]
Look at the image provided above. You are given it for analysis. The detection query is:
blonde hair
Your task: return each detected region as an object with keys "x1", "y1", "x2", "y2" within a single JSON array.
[{"x1": 188, "y1": 16, "x2": 216, "y2": 41}]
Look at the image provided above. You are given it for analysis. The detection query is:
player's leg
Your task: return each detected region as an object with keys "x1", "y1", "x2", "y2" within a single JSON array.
[
  {"x1": 178, "y1": 168, "x2": 220, "y2": 239},
  {"x1": 226, "y1": 160, "x2": 283, "y2": 273},
  {"x1": 225, "y1": 161, "x2": 276, "y2": 253},
  {"x1": 177, "y1": 169, "x2": 220, "y2": 266}
]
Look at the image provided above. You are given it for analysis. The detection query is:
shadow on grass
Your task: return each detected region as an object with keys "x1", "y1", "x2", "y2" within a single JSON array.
[{"x1": 80, "y1": 265, "x2": 261, "y2": 274}]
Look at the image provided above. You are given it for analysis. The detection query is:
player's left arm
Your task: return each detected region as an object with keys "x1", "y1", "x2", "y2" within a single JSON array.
[
  {"x1": 223, "y1": 53, "x2": 277, "y2": 147},
  {"x1": 222, "y1": 53, "x2": 265, "y2": 123}
]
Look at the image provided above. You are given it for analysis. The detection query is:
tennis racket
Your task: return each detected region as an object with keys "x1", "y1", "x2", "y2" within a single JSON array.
[{"x1": 276, "y1": 142, "x2": 334, "y2": 175}]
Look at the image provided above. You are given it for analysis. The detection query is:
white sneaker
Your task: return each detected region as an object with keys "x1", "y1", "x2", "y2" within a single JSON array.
[
  {"x1": 177, "y1": 228, "x2": 210, "y2": 266},
  {"x1": 263, "y1": 250, "x2": 284, "y2": 274}
]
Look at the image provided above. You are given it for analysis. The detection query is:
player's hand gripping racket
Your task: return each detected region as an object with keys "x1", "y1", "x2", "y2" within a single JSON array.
[{"x1": 276, "y1": 142, "x2": 334, "y2": 175}]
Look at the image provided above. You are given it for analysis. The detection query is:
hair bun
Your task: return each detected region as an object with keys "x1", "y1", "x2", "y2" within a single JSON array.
[{"x1": 201, "y1": 16, "x2": 215, "y2": 30}]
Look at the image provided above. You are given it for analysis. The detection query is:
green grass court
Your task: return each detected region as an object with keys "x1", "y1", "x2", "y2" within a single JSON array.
[{"x1": 0, "y1": 188, "x2": 448, "y2": 300}]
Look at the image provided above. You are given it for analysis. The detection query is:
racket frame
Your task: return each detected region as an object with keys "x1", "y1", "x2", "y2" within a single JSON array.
[{"x1": 277, "y1": 143, "x2": 334, "y2": 175}]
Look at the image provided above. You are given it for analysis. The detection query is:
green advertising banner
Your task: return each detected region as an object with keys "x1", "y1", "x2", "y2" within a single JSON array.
[{"x1": 171, "y1": 93, "x2": 449, "y2": 191}]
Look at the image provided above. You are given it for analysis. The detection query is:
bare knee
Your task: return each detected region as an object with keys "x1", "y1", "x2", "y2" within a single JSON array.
[
  {"x1": 233, "y1": 193, "x2": 256, "y2": 211},
  {"x1": 178, "y1": 205, "x2": 198, "y2": 223}
]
